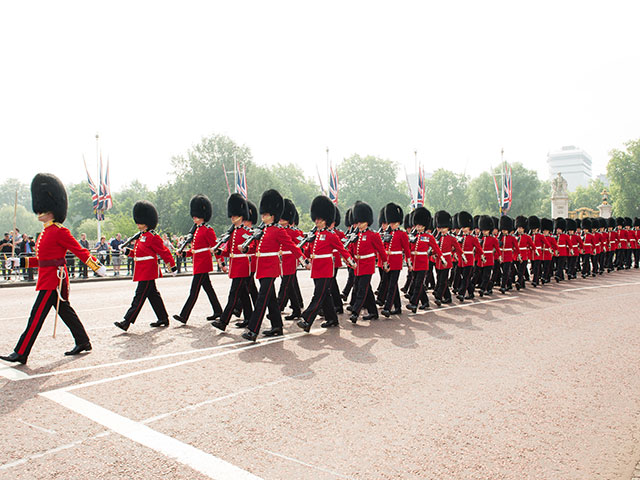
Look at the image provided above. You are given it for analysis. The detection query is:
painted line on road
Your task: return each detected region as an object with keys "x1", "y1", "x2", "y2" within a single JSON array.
[
  {"x1": 0, "y1": 365, "x2": 30, "y2": 380},
  {"x1": 263, "y1": 449, "x2": 355, "y2": 479},
  {"x1": 41, "y1": 390, "x2": 262, "y2": 480},
  {"x1": 561, "y1": 281, "x2": 640, "y2": 293},
  {"x1": 17, "y1": 418, "x2": 57, "y2": 435}
]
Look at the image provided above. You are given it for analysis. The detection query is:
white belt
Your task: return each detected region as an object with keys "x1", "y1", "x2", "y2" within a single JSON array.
[
  {"x1": 311, "y1": 254, "x2": 334, "y2": 259},
  {"x1": 518, "y1": 247, "x2": 528, "y2": 250},
  {"x1": 558, "y1": 244, "x2": 567, "y2": 248},
  {"x1": 256, "y1": 252, "x2": 280, "y2": 257},
  {"x1": 192, "y1": 247, "x2": 210, "y2": 254},
  {"x1": 134, "y1": 256, "x2": 155, "y2": 261},
  {"x1": 441, "y1": 252, "x2": 451, "y2": 256},
  {"x1": 583, "y1": 243, "x2": 592, "y2": 246},
  {"x1": 463, "y1": 251, "x2": 474, "y2": 254},
  {"x1": 281, "y1": 251, "x2": 293, "y2": 255},
  {"x1": 483, "y1": 250, "x2": 493, "y2": 254},
  {"x1": 503, "y1": 248, "x2": 512, "y2": 251},
  {"x1": 230, "y1": 253, "x2": 249, "y2": 258},
  {"x1": 356, "y1": 253, "x2": 375, "y2": 259},
  {"x1": 413, "y1": 251, "x2": 429, "y2": 255},
  {"x1": 387, "y1": 250, "x2": 403, "y2": 255}
]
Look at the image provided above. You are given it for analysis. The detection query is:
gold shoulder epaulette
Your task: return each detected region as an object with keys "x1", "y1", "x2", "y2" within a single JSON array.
[{"x1": 53, "y1": 222, "x2": 65, "y2": 228}]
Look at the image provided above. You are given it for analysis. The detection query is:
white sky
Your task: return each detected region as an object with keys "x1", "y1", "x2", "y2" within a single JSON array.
[{"x1": 1, "y1": 1, "x2": 639, "y2": 191}]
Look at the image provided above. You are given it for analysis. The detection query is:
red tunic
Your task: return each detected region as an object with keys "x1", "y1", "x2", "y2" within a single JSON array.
[
  {"x1": 459, "y1": 234, "x2": 481, "y2": 268},
  {"x1": 254, "y1": 224, "x2": 303, "y2": 279},
  {"x1": 499, "y1": 234, "x2": 518, "y2": 263},
  {"x1": 218, "y1": 226, "x2": 254, "y2": 278},
  {"x1": 531, "y1": 233, "x2": 546, "y2": 261},
  {"x1": 619, "y1": 228, "x2": 629, "y2": 250},
  {"x1": 569, "y1": 234, "x2": 583, "y2": 256},
  {"x1": 594, "y1": 232, "x2": 603, "y2": 254},
  {"x1": 332, "y1": 229, "x2": 346, "y2": 268},
  {"x1": 128, "y1": 231, "x2": 175, "y2": 282},
  {"x1": 516, "y1": 233, "x2": 535, "y2": 262},
  {"x1": 349, "y1": 229, "x2": 388, "y2": 276},
  {"x1": 435, "y1": 234, "x2": 463, "y2": 270},
  {"x1": 582, "y1": 232, "x2": 595, "y2": 255},
  {"x1": 555, "y1": 233, "x2": 569, "y2": 256},
  {"x1": 279, "y1": 227, "x2": 301, "y2": 276},
  {"x1": 185, "y1": 224, "x2": 218, "y2": 275},
  {"x1": 385, "y1": 229, "x2": 412, "y2": 271},
  {"x1": 608, "y1": 230, "x2": 618, "y2": 252},
  {"x1": 545, "y1": 235, "x2": 558, "y2": 260},
  {"x1": 307, "y1": 229, "x2": 352, "y2": 278},
  {"x1": 410, "y1": 232, "x2": 443, "y2": 271},
  {"x1": 24, "y1": 222, "x2": 93, "y2": 293},
  {"x1": 630, "y1": 229, "x2": 638, "y2": 249},
  {"x1": 477, "y1": 235, "x2": 501, "y2": 267}
]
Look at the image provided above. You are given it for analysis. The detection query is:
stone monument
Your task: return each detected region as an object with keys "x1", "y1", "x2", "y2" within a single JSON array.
[
  {"x1": 551, "y1": 173, "x2": 569, "y2": 218},
  {"x1": 598, "y1": 189, "x2": 613, "y2": 218}
]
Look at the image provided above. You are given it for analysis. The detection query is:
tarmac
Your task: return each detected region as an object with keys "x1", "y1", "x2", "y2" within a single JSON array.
[{"x1": 1, "y1": 268, "x2": 640, "y2": 479}]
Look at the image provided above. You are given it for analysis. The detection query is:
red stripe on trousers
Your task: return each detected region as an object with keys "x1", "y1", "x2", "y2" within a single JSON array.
[{"x1": 18, "y1": 290, "x2": 53, "y2": 355}]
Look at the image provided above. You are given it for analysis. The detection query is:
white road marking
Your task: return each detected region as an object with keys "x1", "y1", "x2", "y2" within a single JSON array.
[
  {"x1": 142, "y1": 372, "x2": 313, "y2": 424},
  {"x1": 263, "y1": 449, "x2": 355, "y2": 479},
  {"x1": 41, "y1": 390, "x2": 262, "y2": 480},
  {"x1": 0, "y1": 365, "x2": 30, "y2": 380},
  {"x1": 17, "y1": 418, "x2": 56, "y2": 435},
  {"x1": 562, "y1": 281, "x2": 640, "y2": 292}
]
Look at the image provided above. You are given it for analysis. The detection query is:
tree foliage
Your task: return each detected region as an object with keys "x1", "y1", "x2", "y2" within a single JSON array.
[
  {"x1": 569, "y1": 179, "x2": 605, "y2": 212},
  {"x1": 607, "y1": 139, "x2": 640, "y2": 217},
  {"x1": 424, "y1": 169, "x2": 469, "y2": 215},
  {"x1": 0, "y1": 205, "x2": 40, "y2": 237},
  {"x1": 0, "y1": 178, "x2": 30, "y2": 210}
]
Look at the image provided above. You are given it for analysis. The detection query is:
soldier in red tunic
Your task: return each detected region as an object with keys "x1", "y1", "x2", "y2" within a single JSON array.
[
  {"x1": 211, "y1": 194, "x2": 254, "y2": 331},
  {"x1": 477, "y1": 215, "x2": 501, "y2": 296},
  {"x1": 1, "y1": 174, "x2": 106, "y2": 364},
  {"x1": 514, "y1": 216, "x2": 534, "y2": 290},
  {"x1": 455, "y1": 211, "x2": 482, "y2": 301},
  {"x1": 241, "y1": 190, "x2": 305, "y2": 342},
  {"x1": 433, "y1": 211, "x2": 463, "y2": 306},
  {"x1": 328, "y1": 207, "x2": 346, "y2": 314},
  {"x1": 381, "y1": 203, "x2": 412, "y2": 317},
  {"x1": 114, "y1": 201, "x2": 176, "y2": 331},
  {"x1": 498, "y1": 216, "x2": 518, "y2": 294},
  {"x1": 566, "y1": 218, "x2": 583, "y2": 279},
  {"x1": 276, "y1": 199, "x2": 304, "y2": 320},
  {"x1": 172, "y1": 195, "x2": 223, "y2": 325},
  {"x1": 297, "y1": 196, "x2": 354, "y2": 332}
]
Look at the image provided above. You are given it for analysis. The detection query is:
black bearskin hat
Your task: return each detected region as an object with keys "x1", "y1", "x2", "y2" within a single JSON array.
[
  {"x1": 527, "y1": 216, "x2": 540, "y2": 231},
  {"x1": 247, "y1": 201, "x2": 258, "y2": 224},
  {"x1": 310, "y1": 195, "x2": 336, "y2": 223},
  {"x1": 353, "y1": 201, "x2": 374, "y2": 225},
  {"x1": 607, "y1": 217, "x2": 616, "y2": 229},
  {"x1": 473, "y1": 215, "x2": 480, "y2": 230},
  {"x1": 499, "y1": 215, "x2": 513, "y2": 231},
  {"x1": 624, "y1": 217, "x2": 633, "y2": 227},
  {"x1": 634, "y1": 218, "x2": 640, "y2": 228},
  {"x1": 435, "y1": 210, "x2": 452, "y2": 229},
  {"x1": 479, "y1": 215, "x2": 493, "y2": 231},
  {"x1": 333, "y1": 207, "x2": 341, "y2": 227},
  {"x1": 384, "y1": 203, "x2": 403, "y2": 224},
  {"x1": 409, "y1": 210, "x2": 416, "y2": 228},
  {"x1": 566, "y1": 218, "x2": 577, "y2": 232},
  {"x1": 259, "y1": 189, "x2": 284, "y2": 222},
  {"x1": 616, "y1": 217, "x2": 625, "y2": 227},
  {"x1": 452, "y1": 213, "x2": 459, "y2": 230},
  {"x1": 458, "y1": 211, "x2": 473, "y2": 229},
  {"x1": 403, "y1": 213, "x2": 412, "y2": 230},
  {"x1": 345, "y1": 208, "x2": 353, "y2": 228},
  {"x1": 575, "y1": 218, "x2": 582, "y2": 229},
  {"x1": 31, "y1": 173, "x2": 68, "y2": 223},
  {"x1": 581, "y1": 217, "x2": 592, "y2": 231},
  {"x1": 540, "y1": 218, "x2": 553, "y2": 232},
  {"x1": 190, "y1": 194, "x2": 212, "y2": 222},
  {"x1": 293, "y1": 210, "x2": 299, "y2": 226},
  {"x1": 554, "y1": 217, "x2": 566, "y2": 231},
  {"x1": 133, "y1": 200, "x2": 158, "y2": 230},
  {"x1": 281, "y1": 199, "x2": 296, "y2": 224},
  {"x1": 491, "y1": 216, "x2": 499, "y2": 231},
  {"x1": 412, "y1": 207, "x2": 432, "y2": 228},
  {"x1": 226, "y1": 193, "x2": 248, "y2": 220},
  {"x1": 515, "y1": 215, "x2": 528, "y2": 230},
  {"x1": 378, "y1": 207, "x2": 387, "y2": 226}
]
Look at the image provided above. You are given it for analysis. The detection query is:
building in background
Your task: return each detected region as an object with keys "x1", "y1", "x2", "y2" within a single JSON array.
[
  {"x1": 596, "y1": 173, "x2": 609, "y2": 187},
  {"x1": 547, "y1": 145, "x2": 592, "y2": 191}
]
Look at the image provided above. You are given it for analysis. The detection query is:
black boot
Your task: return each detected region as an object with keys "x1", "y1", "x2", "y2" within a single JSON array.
[
  {"x1": 173, "y1": 314, "x2": 187, "y2": 324},
  {"x1": 114, "y1": 320, "x2": 130, "y2": 331},
  {"x1": 0, "y1": 352, "x2": 27, "y2": 364},
  {"x1": 64, "y1": 342, "x2": 92, "y2": 356}
]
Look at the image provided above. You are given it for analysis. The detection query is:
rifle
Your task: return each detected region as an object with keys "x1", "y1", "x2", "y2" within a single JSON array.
[
  {"x1": 240, "y1": 222, "x2": 266, "y2": 251},
  {"x1": 177, "y1": 224, "x2": 198, "y2": 254},
  {"x1": 120, "y1": 231, "x2": 143, "y2": 251},
  {"x1": 213, "y1": 225, "x2": 234, "y2": 252},
  {"x1": 296, "y1": 226, "x2": 317, "y2": 249},
  {"x1": 342, "y1": 227, "x2": 359, "y2": 247},
  {"x1": 381, "y1": 226, "x2": 392, "y2": 244}
]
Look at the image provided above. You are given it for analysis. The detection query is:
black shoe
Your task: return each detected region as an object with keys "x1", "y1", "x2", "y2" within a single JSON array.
[
  {"x1": 554, "y1": 276, "x2": 560, "y2": 283},
  {"x1": 114, "y1": 320, "x2": 130, "y2": 331},
  {"x1": 284, "y1": 312, "x2": 301, "y2": 320},
  {"x1": 321, "y1": 320, "x2": 339, "y2": 328},
  {"x1": 235, "y1": 320, "x2": 248, "y2": 328},
  {"x1": 389, "y1": 309, "x2": 402, "y2": 315},
  {"x1": 65, "y1": 342, "x2": 92, "y2": 356},
  {"x1": 232, "y1": 309, "x2": 242, "y2": 318},
  {"x1": 341, "y1": 293, "x2": 348, "y2": 301},
  {"x1": 406, "y1": 304, "x2": 417, "y2": 313},
  {"x1": 173, "y1": 314, "x2": 187, "y2": 324},
  {"x1": 381, "y1": 309, "x2": 391, "y2": 318},
  {"x1": 478, "y1": 290, "x2": 484, "y2": 297},
  {"x1": 262, "y1": 328, "x2": 283, "y2": 337},
  {"x1": 419, "y1": 304, "x2": 430, "y2": 310},
  {"x1": 241, "y1": 331, "x2": 258, "y2": 342},
  {"x1": 434, "y1": 298, "x2": 442, "y2": 307},
  {"x1": 375, "y1": 300, "x2": 384, "y2": 306},
  {"x1": 296, "y1": 320, "x2": 311, "y2": 332},
  {"x1": 0, "y1": 352, "x2": 27, "y2": 364},
  {"x1": 363, "y1": 313, "x2": 379, "y2": 321},
  {"x1": 346, "y1": 305, "x2": 353, "y2": 312},
  {"x1": 206, "y1": 312, "x2": 222, "y2": 321},
  {"x1": 211, "y1": 320, "x2": 227, "y2": 332},
  {"x1": 531, "y1": 282, "x2": 538, "y2": 287},
  {"x1": 442, "y1": 298, "x2": 452, "y2": 304},
  {"x1": 335, "y1": 308, "x2": 344, "y2": 314},
  {"x1": 465, "y1": 293, "x2": 474, "y2": 300},
  {"x1": 499, "y1": 287, "x2": 506, "y2": 294},
  {"x1": 350, "y1": 313, "x2": 358, "y2": 324},
  {"x1": 403, "y1": 293, "x2": 411, "y2": 299},
  {"x1": 150, "y1": 320, "x2": 169, "y2": 327},
  {"x1": 456, "y1": 294, "x2": 465, "y2": 302},
  {"x1": 515, "y1": 283, "x2": 521, "y2": 291}
]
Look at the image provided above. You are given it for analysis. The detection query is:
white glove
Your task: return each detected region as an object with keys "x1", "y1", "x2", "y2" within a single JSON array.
[
  {"x1": 6, "y1": 257, "x2": 19, "y2": 269},
  {"x1": 96, "y1": 265, "x2": 108, "y2": 277}
]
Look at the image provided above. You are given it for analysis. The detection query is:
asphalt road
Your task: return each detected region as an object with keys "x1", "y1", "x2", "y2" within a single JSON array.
[{"x1": 1, "y1": 269, "x2": 640, "y2": 479}]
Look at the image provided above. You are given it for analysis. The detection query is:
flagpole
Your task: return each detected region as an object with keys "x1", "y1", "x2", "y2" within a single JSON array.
[
  {"x1": 326, "y1": 147, "x2": 329, "y2": 197},
  {"x1": 96, "y1": 133, "x2": 101, "y2": 241},
  {"x1": 233, "y1": 148, "x2": 238, "y2": 194},
  {"x1": 499, "y1": 148, "x2": 504, "y2": 216}
]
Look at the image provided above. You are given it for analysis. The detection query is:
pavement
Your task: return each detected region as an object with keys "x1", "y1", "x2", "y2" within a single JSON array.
[{"x1": 1, "y1": 269, "x2": 640, "y2": 479}]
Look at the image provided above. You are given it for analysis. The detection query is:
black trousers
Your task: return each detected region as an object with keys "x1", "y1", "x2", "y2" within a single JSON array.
[
  {"x1": 500, "y1": 262, "x2": 513, "y2": 289},
  {"x1": 342, "y1": 267, "x2": 355, "y2": 298},
  {"x1": 515, "y1": 261, "x2": 527, "y2": 288},
  {"x1": 330, "y1": 268, "x2": 343, "y2": 313},
  {"x1": 425, "y1": 262, "x2": 436, "y2": 289},
  {"x1": 555, "y1": 256, "x2": 566, "y2": 280},
  {"x1": 352, "y1": 274, "x2": 377, "y2": 316},
  {"x1": 14, "y1": 289, "x2": 89, "y2": 357},
  {"x1": 124, "y1": 280, "x2": 169, "y2": 324},
  {"x1": 409, "y1": 270, "x2": 429, "y2": 306},
  {"x1": 278, "y1": 274, "x2": 302, "y2": 314},
  {"x1": 457, "y1": 265, "x2": 474, "y2": 297},
  {"x1": 248, "y1": 277, "x2": 282, "y2": 334},
  {"x1": 402, "y1": 270, "x2": 414, "y2": 293},
  {"x1": 542, "y1": 259, "x2": 553, "y2": 282},
  {"x1": 581, "y1": 254, "x2": 591, "y2": 276},
  {"x1": 219, "y1": 277, "x2": 253, "y2": 326},
  {"x1": 376, "y1": 268, "x2": 389, "y2": 303},
  {"x1": 478, "y1": 265, "x2": 493, "y2": 292},
  {"x1": 383, "y1": 270, "x2": 401, "y2": 311},
  {"x1": 79, "y1": 261, "x2": 88, "y2": 278},
  {"x1": 303, "y1": 278, "x2": 338, "y2": 326},
  {"x1": 179, "y1": 272, "x2": 222, "y2": 321},
  {"x1": 531, "y1": 260, "x2": 542, "y2": 284},
  {"x1": 434, "y1": 268, "x2": 452, "y2": 301},
  {"x1": 567, "y1": 256, "x2": 578, "y2": 277}
]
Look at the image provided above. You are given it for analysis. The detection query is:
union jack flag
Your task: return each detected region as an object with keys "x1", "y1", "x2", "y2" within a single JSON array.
[
  {"x1": 102, "y1": 156, "x2": 113, "y2": 212},
  {"x1": 84, "y1": 157, "x2": 101, "y2": 219},
  {"x1": 502, "y1": 164, "x2": 512, "y2": 213},
  {"x1": 236, "y1": 164, "x2": 248, "y2": 200},
  {"x1": 328, "y1": 163, "x2": 338, "y2": 204},
  {"x1": 416, "y1": 166, "x2": 425, "y2": 207}
]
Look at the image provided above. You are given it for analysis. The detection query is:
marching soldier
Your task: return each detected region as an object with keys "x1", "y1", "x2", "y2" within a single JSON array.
[
  {"x1": 1, "y1": 174, "x2": 107, "y2": 364},
  {"x1": 328, "y1": 207, "x2": 346, "y2": 314},
  {"x1": 211, "y1": 194, "x2": 254, "y2": 332},
  {"x1": 477, "y1": 215, "x2": 501, "y2": 296},
  {"x1": 455, "y1": 211, "x2": 482, "y2": 301},
  {"x1": 173, "y1": 195, "x2": 224, "y2": 325},
  {"x1": 375, "y1": 207, "x2": 389, "y2": 305},
  {"x1": 514, "y1": 216, "x2": 534, "y2": 290},
  {"x1": 566, "y1": 218, "x2": 582, "y2": 279},
  {"x1": 277, "y1": 199, "x2": 304, "y2": 320},
  {"x1": 381, "y1": 203, "x2": 412, "y2": 317},
  {"x1": 433, "y1": 211, "x2": 463, "y2": 305},
  {"x1": 340, "y1": 208, "x2": 356, "y2": 302},
  {"x1": 498, "y1": 216, "x2": 517, "y2": 294},
  {"x1": 297, "y1": 196, "x2": 354, "y2": 332},
  {"x1": 115, "y1": 201, "x2": 177, "y2": 331},
  {"x1": 553, "y1": 218, "x2": 569, "y2": 282}
]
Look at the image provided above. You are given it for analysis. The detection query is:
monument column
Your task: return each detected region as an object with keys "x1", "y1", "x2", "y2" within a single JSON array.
[
  {"x1": 551, "y1": 173, "x2": 569, "y2": 218},
  {"x1": 598, "y1": 189, "x2": 613, "y2": 218}
]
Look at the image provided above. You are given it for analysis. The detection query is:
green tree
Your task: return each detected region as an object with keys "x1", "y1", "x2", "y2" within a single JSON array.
[
  {"x1": 338, "y1": 154, "x2": 410, "y2": 227},
  {"x1": 467, "y1": 172, "x2": 498, "y2": 215},
  {"x1": 0, "y1": 178, "x2": 30, "y2": 209},
  {"x1": 0, "y1": 205, "x2": 42, "y2": 237},
  {"x1": 424, "y1": 169, "x2": 469, "y2": 214},
  {"x1": 569, "y1": 179, "x2": 605, "y2": 211},
  {"x1": 66, "y1": 182, "x2": 96, "y2": 232},
  {"x1": 607, "y1": 139, "x2": 640, "y2": 217}
]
